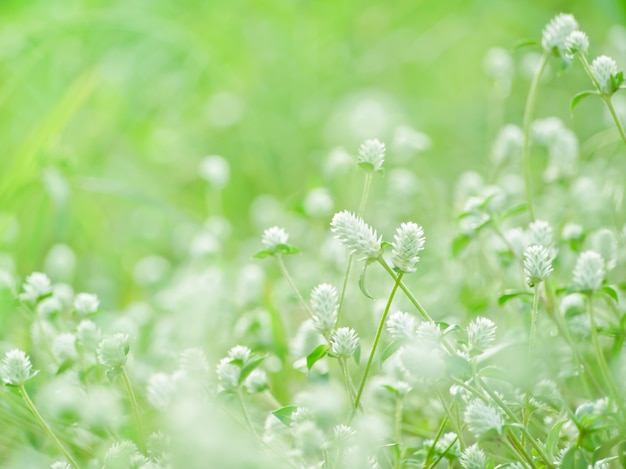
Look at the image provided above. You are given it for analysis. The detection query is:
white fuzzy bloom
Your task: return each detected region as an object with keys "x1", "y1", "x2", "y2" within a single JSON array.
[
  {"x1": 386, "y1": 311, "x2": 417, "y2": 341},
  {"x1": 303, "y1": 188, "x2": 334, "y2": 218},
  {"x1": 103, "y1": 440, "x2": 144, "y2": 469},
  {"x1": 391, "y1": 222, "x2": 425, "y2": 273},
  {"x1": 73, "y1": 292, "x2": 99, "y2": 315},
  {"x1": 542, "y1": 13, "x2": 579, "y2": 57},
  {"x1": 464, "y1": 399, "x2": 505, "y2": 436},
  {"x1": 37, "y1": 296, "x2": 62, "y2": 317},
  {"x1": 528, "y1": 220, "x2": 553, "y2": 247},
  {"x1": 591, "y1": 55, "x2": 619, "y2": 95},
  {"x1": 532, "y1": 117, "x2": 565, "y2": 145},
  {"x1": 460, "y1": 444, "x2": 488, "y2": 469},
  {"x1": 332, "y1": 424, "x2": 356, "y2": 442},
  {"x1": 416, "y1": 321, "x2": 442, "y2": 345},
  {"x1": 491, "y1": 125, "x2": 523, "y2": 165},
  {"x1": 261, "y1": 226, "x2": 289, "y2": 251},
  {"x1": 76, "y1": 320, "x2": 102, "y2": 351},
  {"x1": 1, "y1": 349, "x2": 38, "y2": 386},
  {"x1": 590, "y1": 228, "x2": 618, "y2": 271},
  {"x1": 216, "y1": 357, "x2": 240, "y2": 392},
  {"x1": 330, "y1": 327, "x2": 359, "y2": 358},
  {"x1": 562, "y1": 222, "x2": 583, "y2": 241},
  {"x1": 565, "y1": 30, "x2": 589, "y2": 56},
  {"x1": 53, "y1": 333, "x2": 78, "y2": 362},
  {"x1": 523, "y1": 245, "x2": 554, "y2": 286},
  {"x1": 573, "y1": 251, "x2": 605, "y2": 292},
  {"x1": 244, "y1": 368, "x2": 268, "y2": 393},
  {"x1": 466, "y1": 317, "x2": 496, "y2": 355},
  {"x1": 96, "y1": 333, "x2": 131, "y2": 369},
  {"x1": 310, "y1": 283, "x2": 339, "y2": 334},
  {"x1": 357, "y1": 139, "x2": 385, "y2": 172},
  {"x1": 19, "y1": 272, "x2": 52, "y2": 302},
  {"x1": 199, "y1": 155, "x2": 230, "y2": 189},
  {"x1": 330, "y1": 211, "x2": 382, "y2": 261},
  {"x1": 227, "y1": 345, "x2": 252, "y2": 365}
]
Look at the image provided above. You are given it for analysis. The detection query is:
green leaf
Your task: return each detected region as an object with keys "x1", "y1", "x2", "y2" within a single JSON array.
[
  {"x1": 358, "y1": 262, "x2": 374, "y2": 299},
  {"x1": 545, "y1": 419, "x2": 566, "y2": 457},
  {"x1": 381, "y1": 341, "x2": 401, "y2": 363},
  {"x1": 252, "y1": 249, "x2": 273, "y2": 259},
  {"x1": 382, "y1": 384, "x2": 400, "y2": 397},
  {"x1": 570, "y1": 90, "x2": 598, "y2": 112},
  {"x1": 441, "y1": 323, "x2": 461, "y2": 335},
  {"x1": 498, "y1": 290, "x2": 532, "y2": 306},
  {"x1": 306, "y1": 344, "x2": 329, "y2": 370},
  {"x1": 272, "y1": 405, "x2": 298, "y2": 426},
  {"x1": 600, "y1": 285, "x2": 619, "y2": 303},
  {"x1": 451, "y1": 234, "x2": 472, "y2": 258},
  {"x1": 500, "y1": 203, "x2": 528, "y2": 221},
  {"x1": 358, "y1": 161, "x2": 375, "y2": 172},
  {"x1": 238, "y1": 356, "x2": 265, "y2": 384},
  {"x1": 55, "y1": 359, "x2": 74, "y2": 375},
  {"x1": 513, "y1": 39, "x2": 539, "y2": 49},
  {"x1": 275, "y1": 243, "x2": 299, "y2": 255},
  {"x1": 353, "y1": 343, "x2": 361, "y2": 365},
  {"x1": 560, "y1": 447, "x2": 588, "y2": 469}
]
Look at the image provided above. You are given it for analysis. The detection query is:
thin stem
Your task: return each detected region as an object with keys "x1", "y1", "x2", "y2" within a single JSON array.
[
  {"x1": 337, "y1": 172, "x2": 373, "y2": 325},
  {"x1": 276, "y1": 254, "x2": 314, "y2": 319},
  {"x1": 435, "y1": 387, "x2": 466, "y2": 449},
  {"x1": 394, "y1": 396, "x2": 403, "y2": 446},
  {"x1": 352, "y1": 272, "x2": 403, "y2": 415},
  {"x1": 121, "y1": 368, "x2": 143, "y2": 444},
  {"x1": 522, "y1": 52, "x2": 550, "y2": 222},
  {"x1": 579, "y1": 55, "x2": 626, "y2": 147},
  {"x1": 338, "y1": 357, "x2": 356, "y2": 407},
  {"x1": 236, "y1": 389, "x2": 259, "y2": 439},
  {"x1": 19, "y1": 385, "x2": 79, "y2": 468},
  {"x1": 506, "y1": 432, "x2": 538, "y2": 469},
  {"x1": 528, "y1": 284, "x2": 540, "y2": 376},
  {"x1": 587, "y1": 294, "x2": 625, "y2": 422}
]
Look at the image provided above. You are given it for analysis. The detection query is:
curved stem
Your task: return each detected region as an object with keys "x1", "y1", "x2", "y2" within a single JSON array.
[
  {"x1": 121, "y1": 367, "x2": 143, "y2": 444},
  {"x1": 522, "y1": 52, "x2": 550, "y2": 222},
  {"x1": 19, "y1": 385, "x2": 79, "y2": 468},
  {"x1": 276, "y1": 254, "x2": 313, "y2": 319},
  {"x1": 352, "y1": 272, "x2": 403, "y2": 415}
]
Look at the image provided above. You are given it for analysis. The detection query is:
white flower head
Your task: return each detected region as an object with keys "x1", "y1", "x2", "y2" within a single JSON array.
[
  {"x1": 1, "y1": 349, "x2": 38, "y2": 386},
  {"x1": 330, "y1": 327, "x2": 359, "y2": 358},
  {"x1": 53, "y1": 333, "x2": 78, "y2": 362},
  {"x1": 528, "y1": 219, "x2": 553, "y2": 248},
  {"x1": 466, "y1": 317, "x2": 496, "y2": 355},
  {"x1": 491, "y1": 125, "x2": 523, "y2": 165},
  {"x1": 311, "y1": 283, "x2": 339, "y2": 334},
  {"x1": 96, "y1": 333, "x2": 131, "y2": 369},
  {"x1": 19, "y1": 272, "x2": 52, "y2": 302},
  {"x1": 199, "y1": 154, "x2": 230, "y2": 189},
  {"x1": 216, "y1": 356, "x2": 240, "y2": 392},
  {"x1": 573, "y1": 250, "x2": 605, "y2": 292},
  {"x1": 523, "y1": 245, "x2": 554, "y2": 287},
  {"x1": 591, "y1": 55, "x2": 621, "y2": 95},
  {"x1": 357, "y1": 139, "x2": 385, "y2": 173},
  {"x1": 464, "y1": 399, "x2": 505, "y2": 436},
  {"x1": 565, "y1": 30, "x2": 589, "y2": 56},
  {"x1": 244, "y1": 368, "x2": 269, "y2": 393},
  {"x1": 261, "y1": 226, "x2": 289, "y2": 251},
  {"x1": 74, "y1": 292, "x2": 99, "y2": 315},
  {"x1": 542, "y1": 13, "x2": 579, "y2": 57},
  {"x1": 330, "y1": 211, "x2": 382, "y2": 261},
  {"x1": 460, "y1": 443, "x2": 488, "y2": 469},
  {"x1": 391, "y1": 222, "x2": 425, "y2": 273},
  {"x1": 386, "y1": 311, "x2": 417, "y2": 341}
]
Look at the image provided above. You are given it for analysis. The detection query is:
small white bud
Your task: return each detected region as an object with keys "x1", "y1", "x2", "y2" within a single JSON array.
[
  {"x1": 523, "y1": 245, "x2": 554, "y2": 287},
  {"x1": 227, "y1": 345, "x2": 252, "y2": 365},
  {"x1": 357, "y1": 139, "x2": 385, "y2": 173},
  {"x1": 76, "y1": 320, "x2": 102, "y2": 352},
  {"x1": 541, "y1": 13, "x2": 579, "y2": 57},
  {"x1": 590, "y1": 228, "x2": 618, "y2": 271},
  {"x1": 565, "y1": 30, "x2": 589, "y2": 56},
  {"x1": 216, "y1": 357, "x2": 240, "y2": 392},
  {"x1": 37, "y1": 296, "x2": 62, "y2": 317},
  {"x1": 464, "y1": 399, "x2": 504, "y2": 436},
  {"x1": 391, "y1": 222, "x2": 425, "y2": 273},
  {"x1": 96, "y1": 333, "x2": 131, "y2": 369},
  {"x1": 311, "y1": 283, "x2": 339, "y2": 334},
  {"x1": 491, "y1": 125, "x2": 523, "y2": 165},
  {"x1": 1, "y1": 349, "x2": 38, "y2": 386},
  {"x1": 573, "y1": 250, "x2": 605, "y2": 292},
  {"x1": 73, "y1": 292, "x2": 99, "y2": 315},
  {"x1": 528, "y1": 220, "x2": 553, "y2": 247},
  {"x1": 591, "y1": 55, "x2": 620, "y2": 95},
  {"x1": 330, "y1": 327, "x2": 359, "y2": 358},
  {"x1": 330, "y1": 211, "x2": 382, "y2": 261},
  {"x1": 386, "y1": 311, "x2": 416, "y2": 341},
  {"x1": 52, "y1": 333, "x2": 78, "y2": 362},
  {"x1": 460, "y1": 444, "x2": 488, "y2": 469},
  {"x1": 19, "y1": 272, "x2": 52, "y2": 302},
  {"x1": 261, "y1": 226, "x2": 289, "y2": 251},
  {"x1": 244, "y1": 368, "x2": 268, "y2": 393},
  {"x1": 466, "y1": 317, "x2": 496, "y2": 355},
  {"x1": 199, "y1": 155, "x2": 230, "y2": 189}
]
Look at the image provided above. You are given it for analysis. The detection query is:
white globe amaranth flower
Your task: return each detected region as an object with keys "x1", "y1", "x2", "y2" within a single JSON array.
[
  {"x1": 303, "y1": 187, "x2": 334, "y2": 218},
  {"x1": 541, "y1": 13, "x2": 579, "y2": 57},
  {"x1": 357, "y1": 138, "x2": 385, "y2": 173},
  {"x1": 76, "y1": 319, "x2": 101, "y2": 351},
  {"x1": 532, "y1": 117, "x2": 565, "y2": 145},
  {"x1": 103, "y1": 440, "x2": 144, "y2": 469},
  {"x1": 416, "y1": 321, "x2": 442, "y2": 345},
  {"x1": 491, "y1": 124, "x2": 523, "y2": 165},
  {"x1": 19, "y1": 272, "x2": 52, "y2": 302},
  {"x1": 464, "y1": 399, "x2": 505, "y2": 436},
  {"x1": 244, "y1": 368, "x2": 268, "y2": 393},
  {"x1": 391, "y1": 222, "x2": 425, "y2": 273},
  {"x1": 332, "y1": 423, "x2": 356, "y2": 443},
  {"x1": 96, "y1": 333, "x2": 131, "y2": 369},
  {"x1": 425, "y1": 432, "x2": 460, "y2": 458},
  {"x1": 506, "y1": 227, "x2": 527, "y2": 258},
  {"x1": 310, "y1": 283, "x2": 339, "y2": 334},
  {"x1": 466, "y1": 317, "x2": 496, "y2": 355},
  {"x1": 590, "y1": 228, "x2": 618, "y2": 271},
  {"x1": 460, "y1": 443, "x2": 488, "y2": 469},
  {"x1": 330, "y1": 210, "x2": 382, "y2": 261},
  {"x1": 591, "y1": 55, "x2": 621, "y2": 95},
  {"x1": 330, "y1": 327, "x2": 359, "y2": 358},
  {"x1": 227, "y1": 344, "x2": 252, "y2": 365},
  {"x1": 565, "y1": 30, "x2": 589, "y2": 56},
  {"x1": 37, "y1": 296, "x2": 62, "y2": 317},
  {"x1": 386, "y1": 311, "x2": 416, "y2": 341},
  {"x1": 73, "y1": 292, "x2": 99, "y2": 315},
  {"x1": 523, "y1": 245, "x2": 554, "y2": 287},
  {"x1": 1, "y1": 349, "x2": 38, "y2": 386},
  {"x1": 53, "y1": 333, "x2": 78, "y2": 362},
  {"x1": 562, "y1": 222, "x2": 583, "y2": 241},
  {"x1": 199, "y1": 154, "x2": 230, "y2": 189},
  {"x1": 216, "y1": 356, "x2": 240, "y2": 392},
  {"x1": 573, "y1": 250, "x2": 605, "y2": 292},
  {"x1": 528, "y1": 219, "x2": 553, "y2": 247},
  {"x1": 261, "y1": 226, "x2": 289, "y2": 251}
]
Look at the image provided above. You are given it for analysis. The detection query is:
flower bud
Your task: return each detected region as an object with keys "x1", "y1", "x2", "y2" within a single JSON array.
[
  {"x1": 330, "y1": 327, "x2": 359, "y2": 358},
  {"x1": 391, "y1": 222, "x2": 425, "y2": 273},
  {"x1": 330, "y1": 211, "x2": 382, "y2": 261},
  {"x1": 1, "y1": 349, "x2": 38, "y2": 386}
]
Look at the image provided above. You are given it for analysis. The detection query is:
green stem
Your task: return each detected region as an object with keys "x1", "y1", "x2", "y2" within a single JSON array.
[
  {"x1": 522, "y1": 52, "x2": 550, "y2": 222},
  {"x1": 579, "y1": 55, "x2": 626, "y2": 147},
  {"x1": 352, "y1": 272, "x2": 403, "y2": 415},
  {"x1": 19, "y1": 385, "x2": 79, "y2": 468},
  {"x1": 121, "y1": 368, "x2": 143, "y2": 444},
  {"x1": 338, "y1": 357, "x2": 356, "y2": 407},
  {"x1": 528, "y1": 284, "x2": 540, "y2": 377},
  {"x1": 236, "y1": 389, "x2": 259, "y2": 439},
  {"x1": 435, "y1": 387, "x2": 465, "y2": 449},
  {"x1": 276, "y1": 254, "x2": 313, "y2": 319},
  {"x1": 587, "y1": 295, "x2": 625, "y2": 421},
  {"x1": 394, "y1": 396, "x2": 403, "y2": 446},
  {"x1": 506, "y1": 432, "x2": 538, "y2": 469},
  {"x1": 337, "y1": 172, "x2": 373, "y2": 325}
]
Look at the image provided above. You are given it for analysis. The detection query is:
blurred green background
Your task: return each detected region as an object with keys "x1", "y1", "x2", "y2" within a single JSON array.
[{"x1": 1, "y1": 0, "x2": 624, "y2": 306}]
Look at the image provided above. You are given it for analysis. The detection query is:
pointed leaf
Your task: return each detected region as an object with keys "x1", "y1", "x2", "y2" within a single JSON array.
[
  {"x1": 570, "y1": 90, "x2": 598, "y2": 112},
  {"x1": 276, "y1": 243, "x2": 299, "y2": 255},
  {"x1": 106, "y1": 366, "x2": 123, "y2": 382},
  {"x1": 306, "y1": 344, "x2": 329, "y2": 370},
  {"x1": 238, "y1": 356, "x2": 265, "y2": 384},
  {"x1": 514, "y1": 39, "x2": 539, "y2": 49},
  {"x1": 498, "y1": 290, "x2": 532, "y2": 306},
  {"x1": 358, "y1": 263, "x2": 374, "y2": 299},
  {"x1": 357, "y1": 161, "x2": 375, "y2": 172},
  {"x1": 381, "y1": 341, "x2": 401, "y2": 363},
  {"x1": 500, "y1": 203, "x2": 528, "y2": 221},
  {"x1": 272, "y1": 405, "x2": 298, "y2": 426},
  {"x1": 354, "y1": 343, "x2": 361, "y2": 365},
  {"x1": 55, "y1": 359, "x2": 74, "y2": 375},
  {"x1": 600, "y1": 285, "x2": 619, "y2": 303},
  {"x1": 451, "y1": 234, "x2": 472, "y2": 258},
  {"x1": 252, "y1": 249, "x2": 273, "y2": 259},
  {"x1": 545, "y1": 419, "x2": 566, "y2": 457},
  {"x1": 560, "y1": 447, "x2": 588, "y2": 469}
]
